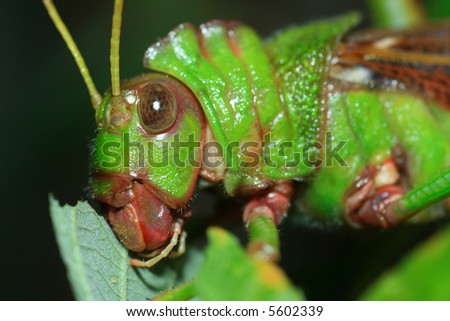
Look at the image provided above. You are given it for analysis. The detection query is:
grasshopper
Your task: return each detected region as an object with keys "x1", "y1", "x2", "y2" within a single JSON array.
[{"x1": 44, "y1": 0, "x2": 450, "y2": 273}]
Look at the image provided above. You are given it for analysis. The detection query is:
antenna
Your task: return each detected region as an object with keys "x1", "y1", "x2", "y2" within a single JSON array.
[
  {"x1": 43, "y1": 0, "x2": 102, "y2": 109},
  {"x1": 108, "y1": 0, "x2": 129, "y2": 127},
  {"x1": 110, "y1": 0, "x2": 124, "y2": 97}
]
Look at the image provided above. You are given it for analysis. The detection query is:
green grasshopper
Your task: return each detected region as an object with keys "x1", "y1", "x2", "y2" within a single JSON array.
[{"x1": 44, "y1": 0, "x2": 450, "y2": 273}]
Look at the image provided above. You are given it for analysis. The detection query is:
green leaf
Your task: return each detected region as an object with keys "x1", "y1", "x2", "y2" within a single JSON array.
[
  {"x1": 196, "y1": 227, "x2": 304, "y2": 300},
  {"x1": 50, "y1": 196, "x2": 305, "y2": 301},
  {"x1": 49, "y1": 195, "x2": 202, "y2": 300},
  {"x1": 425, "y1": 0, "x2": 450, "y2": 20},
  {"x1": 362, "y1": 223, "x2": 450, "y2": 300}
]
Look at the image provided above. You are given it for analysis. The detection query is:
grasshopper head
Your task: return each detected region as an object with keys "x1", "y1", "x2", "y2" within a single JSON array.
[
  {"x1": 91, "y1": 73, "x2": 205, "y2": 252},
  {"x1": 44, "y1": 0, "x2": 205, "y2": 253}
]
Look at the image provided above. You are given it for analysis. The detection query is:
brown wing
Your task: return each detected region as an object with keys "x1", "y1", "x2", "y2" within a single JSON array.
[{"x1": 332, "y1": 21, "x2": 450, "y2": 110}]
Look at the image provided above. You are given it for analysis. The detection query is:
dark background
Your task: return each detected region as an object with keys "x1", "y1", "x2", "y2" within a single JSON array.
[{"x1": 1, "y1": 0, "x2": 448, "y2": 300}]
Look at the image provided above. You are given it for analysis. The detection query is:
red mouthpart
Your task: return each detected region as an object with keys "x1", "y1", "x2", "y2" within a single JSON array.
[{"x1": 94, "y1": 176, "x2": 174, "y2": 253}]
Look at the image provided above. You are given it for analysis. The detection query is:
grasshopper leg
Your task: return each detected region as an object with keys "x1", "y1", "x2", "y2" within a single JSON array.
[
  {"x1": 243, "y1": 181, "x2": 293, "y2": 262},
  {"x1": 391, "y1": 169, "x2": 450, "y2": 222},
  {"x1": 129, "y1": 219, "x2": 183, "y2": 268}
]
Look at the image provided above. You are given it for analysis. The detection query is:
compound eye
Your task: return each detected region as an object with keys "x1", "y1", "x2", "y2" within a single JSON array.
[{"x1": 138, "y1": 83, "x2": 178, "y2": 134}]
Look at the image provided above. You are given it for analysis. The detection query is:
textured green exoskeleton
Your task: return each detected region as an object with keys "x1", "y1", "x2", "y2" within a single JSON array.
[{"x1": 45, "y1": 0, "x2": 450, "y2": 272}]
